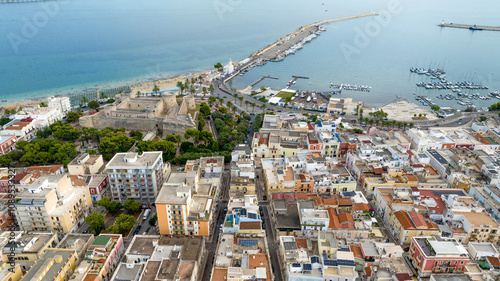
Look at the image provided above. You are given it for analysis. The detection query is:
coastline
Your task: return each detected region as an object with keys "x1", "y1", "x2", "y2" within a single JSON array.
[{"x1": 0, "y1": 68, "x2": 214, "y2": 109}]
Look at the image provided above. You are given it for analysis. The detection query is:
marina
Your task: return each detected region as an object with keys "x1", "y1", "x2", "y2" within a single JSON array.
[
  {"x1": 285, "y1": 76, "x2": 309, "y2": 89},
  {"x1": 410, "y1": 67, "x2": 488, "y2": 91}
]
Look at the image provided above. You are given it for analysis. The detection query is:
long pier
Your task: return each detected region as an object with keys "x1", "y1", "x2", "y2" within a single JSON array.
[
  {"x1": 251, "y1": 75, "x2": 278, "y2": 87},
  {"x1": 223, "y1": 13, "x2": 377, "y2": 84},
  {"x1": 0, "y1": 0, "x2": 55, "y2": 3},
  {"x1": 438, "y1": 23, "x2": 500, "y2": 32}
]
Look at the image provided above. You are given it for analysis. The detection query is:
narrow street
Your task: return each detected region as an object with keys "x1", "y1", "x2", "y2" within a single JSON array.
[{"x1": 200, "y1": 171, "x2": 230, "y2": 281}]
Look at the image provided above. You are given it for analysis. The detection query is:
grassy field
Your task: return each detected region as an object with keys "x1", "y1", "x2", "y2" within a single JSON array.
[{"x1": 276, "y1": 91, "x2": 294, "y2": 99}]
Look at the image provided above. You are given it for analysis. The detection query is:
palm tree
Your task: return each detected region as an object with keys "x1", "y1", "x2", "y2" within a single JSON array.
[
  {"x1": 137, "y1": 91, "x2": 142, "y2": 97},
  {"x1": 238, "y1": 96, "x2": 243, "y2": 106},
  {"x1": 391, "y1": 120, "x2": 397, "y2": 128},
  {"x1": 403, "y1": 122, "x2": 408, "y2": 129},
  {"x1": 177, "y1": 81, "x2": 184, "y2": 93},
  {"x1": 209, "y1": 84, "x2": 214, "y2": 92},
  {"x1": 82, "y1": 96, "x2": 88, "y2": 104},
  {"x1": 261, "y1": 104, "x2": 267, "y2": 111},
  {"x1": 409, "y1": 122, "x2": 415, "y2": 129},
  {"x1": 251, "y1": 103, "x2": 256, "y2": 113},
  {"x1": 100, "y1": 92, "x2": 107, "y2": 100},
  {"x1": 202, "y1": 87, "x2": 207, "y2": 97},
  {"x1": 233, "y1": 93, "x2": 238, "y2": 104},
  {"x1": 153, "y1": 84, "x2": 160, "y2": 96},
  {"x1": 245, "y1": 100, "x2": 250, "y2": 110},
  {"x1": 227, "y1": 101, "x2": 232, "y2": 108},
  {"x1": 375, "y1": 119, "x2": 380, "y2": 127},
  {"x1": 232, "y1": 106, "x2": 237, "y2": 113}
]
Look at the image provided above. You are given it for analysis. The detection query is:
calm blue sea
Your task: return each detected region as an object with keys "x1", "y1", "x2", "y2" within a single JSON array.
[{"x1": 1, "y1": 0, "x2": 500, "y2": 108}]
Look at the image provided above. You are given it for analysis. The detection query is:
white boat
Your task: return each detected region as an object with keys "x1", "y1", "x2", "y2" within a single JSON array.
[{"x1": 307, "y1": 96, "x2": 311, "y2": 102}]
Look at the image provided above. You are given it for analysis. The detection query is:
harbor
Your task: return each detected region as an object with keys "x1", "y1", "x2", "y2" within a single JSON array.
[
  {"x1": 410, "y1": 67, "x2": 488, "y2": 91},
  {"x1": 438, "y1": 22, "x2": 500, "y2": 32},
  {"x1": 224, "y1": 13, "x2": 378, "y2": 84}
]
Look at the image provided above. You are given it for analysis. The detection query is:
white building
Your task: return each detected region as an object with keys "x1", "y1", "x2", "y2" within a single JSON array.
[
  {"x1": 106, "y1": 152, "x2": 165, "y2": 207},
  {"x1": 223, "y1": 59, "x2": 235, "y2": 75},
  {"x1": 48, "y1": 96, "x2": 71, "y2": 114}
]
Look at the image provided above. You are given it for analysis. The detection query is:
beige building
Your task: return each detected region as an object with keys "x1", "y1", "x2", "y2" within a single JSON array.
[
  {"x1": 79, "y1": 92, "x2": 196, "y2": 136},
  {"x1": 20, "y1": 249, "x2": 78, "y2": 281},
  {"x1": 0, "y1": 232, "x2": 59, "y2": 272},
  {"x1": 157, "y1": 156, "x2": 223, "y2": 236},
  {"x1": 67, "y1": 153, "x2": 105, "y2": 175},
  {"x1": 0, "y1": 263, "x2": 23, "y2": 281},
  {"x1": 14, "y1": 174, "x2": 93, "y2": 233}
]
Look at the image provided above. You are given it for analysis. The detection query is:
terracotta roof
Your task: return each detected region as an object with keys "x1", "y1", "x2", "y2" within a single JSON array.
[
  {"x1": 406, "y1": 174, "x2": 418, "y2": 182},
  {"x1": 355, "y1": 203, "x2": 370, "y2": 211},
  {"x1": 338, "y1": 212, "x2": 354, "y2": 226},
  {"x1": 394, "y1": 273, "x2": 412, "y2": 281},
  {"x1": 350, "y1": 245, "x2": 363, "y2": 259},
  {"x1": 25, "y1": 165, "x2": 63, "y2": 179},
  {"x1": 248, "y1": 254, "x2": 272, "y2": 281},
  {"x1": 338, "y1": 198, "x2": 352, "y2": 206},
  {"x1": 212, "y1": 268, "x2": 228, "y2": 281},
  {"x1": 258, "y1": 133, "x2": 269, "y2": 146},
  {"x1": 364, "y1": 266, "x2": 372, "y2": 277},
  {"x1": 327, "y1": 208, "x2": 340, "y2": 229},
  {"x1": 307, "y1": 123, "x2": 314, "y2": 131},
  {"x1": 487, "y1": 256, "x2": 500, "y2": 268},
  {"x1": 373, "y1": 168, "x2": 385, "y2": 174},
  {"x1": 408, "y1": 211, "x2": 426, "y2": 227},
  {"x1": 295, "y1": 238, "x2": 308, "y2": 249},
  {"x1": 295, "y1": 193, "x2": 315, "y2": 199},
  {"x1": 70, "y1": 175, "x2": 88, "y2": 187},
  {"x1": 240, "y1": 222, "x2": 261, "y2": 230}
]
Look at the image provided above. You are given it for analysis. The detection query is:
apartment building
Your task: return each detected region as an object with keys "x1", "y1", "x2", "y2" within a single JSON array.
[
  {"x1": 14, "y1": 174, "x2": 92, "y2": 233},
  {"x1": 409, "y1": 236, "x2": 468, "y2": 277},
  {"x1": 20, "y1": 249, "x2": 78, "y2": 281},
  {"x1": 106, "y1": 152, "x2": 165, "y2": 207}
]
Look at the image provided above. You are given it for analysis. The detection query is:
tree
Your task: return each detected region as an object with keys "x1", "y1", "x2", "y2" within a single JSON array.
[
  {"x1": 199, "y1": 102, "x2": 211, "y2": 116},
  {"x1": 409, "y1": 122, "x2": 415, "y2": 128},
  {"x1": 107, "y1": 225, "x2": 120, "y2": 234},
  {"x1": 184, "y1": 128, "x2": 200, "y2": 142},
  {"x1": 149, "y1": 213, "x2": 157, "y2": 226},
  {"x1": 97, "y1": 196, "x2": 122, "y2": 214},
  {"x1": 3, "y1": 109, "x2": 10, "y2": 115},
  {"x1": 51, "y1": 121, "x2": 81, "y2": 141},
  {"x1": 214, "y1": 62, "x2": 223, "y2": 70},
  {"x1": 123, "y1": 198, "x2": 142, "y2": 213},
  {"x1": 153, "y1": 84, "x2": 160, "y2": 95},
  {"x1": 431, "y1": 105, "x2": 440, "y2": 111},
  {"x1": 202, "y1": 87, "x2": 207, "y2": 96},
  {"x1": 116, "y1": 214, "x2": 136, "y2": 232},
  {"x1": 39, "y1": 101, "x2": 48, "y2": 107},
  {"x1": 245, "y1": 100, "x2": 250, "y2": 110},
  {"x1": 251, "y1": 103, "x2": 256, "y2": 112},
  {"x1": 260, "y1": 86, "x2": 266, "y2": 92},
  {"x1": 85, "y1": 213, "x2": 105, "y2": 234},
  {"x1": 209, "y1": 84, "x2": 214, "y2": 92},
  {"x1": 107, "y1": 98, "x2": 115, "y2": 103},
  {"x1": 480, "y1": 116, "x2": 487, "y2": 122},
  {"x1": 100, "y1": 92, "x2": 107, "y2": 99},
  {"x1": 199, "y1": 130, "x2": 213, "y2": 145},
  {"x1": 0, "y1": 117, "x2": 12, "y2": 126},
  {"x1": 218, "y1": 107, "x2": 228, "y2": 114},
  {"x1": 66, "y1": 111, "x2": 80, "y2": 123}
]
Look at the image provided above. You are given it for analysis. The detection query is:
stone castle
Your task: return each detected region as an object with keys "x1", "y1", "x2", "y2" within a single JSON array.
[{"x1": 80, "y1": 91, "x2": 196, "y2": 136}]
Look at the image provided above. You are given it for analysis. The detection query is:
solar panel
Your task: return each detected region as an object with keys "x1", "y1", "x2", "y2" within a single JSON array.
[
  {"x1": 302, "y1": 264, "x2": 312, "y2": 271},
  {"x1": 310, "y1": 256, "x2": 320, "y2": 264},
  {"x1": 324, "y1": 260, "x2": 337, "y2": 266},
  {"x1": 337, "y1": 259, "x2": 355, "y2": 266},
  {"x1": 292, "y1": 263, "x2": 301, "y2": 268},
  {"x1": 240, "y1": 208, "x2": 247, "y2": 216},
  {"x1": 338, "y1": 247, "x2": 350, "y2": 252},
  {"x1": 322, "y1": 253, "x2": 328, "y2": 260},
  {"x1": 239, "y1": 239, "x2": 258, "y2": 247},
  {"x1": 248, "y1": 213, "x2": 257, "y2": 219}
]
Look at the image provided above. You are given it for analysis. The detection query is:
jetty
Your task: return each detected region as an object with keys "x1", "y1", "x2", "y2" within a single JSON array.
[
  {"x1": 286, "y1": 76, "x2": 309, "y2": 89},
  {"x1": 251, "y1": 75, "x2": 278, "y2": 87},
  {"x1": 223, "y1": 13, "x2": 377, "y2": 84},
  {"x1": 438, "y1": 23, "x2": 500, "y2": 32},
  {"x1": 0, "y1": 0, "x2": 52, "y2": 3}
]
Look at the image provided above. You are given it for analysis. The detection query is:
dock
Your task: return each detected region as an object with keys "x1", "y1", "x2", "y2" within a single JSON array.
[
  {"x1": 251, "y1": 75, "x2": 278, "y2": 87},
  {"x1": 438, "y1": 23, "x2": 500, "y2": 32},
  {"x1": 286, "y1": 76, "x2": 309, "y2": 89}
]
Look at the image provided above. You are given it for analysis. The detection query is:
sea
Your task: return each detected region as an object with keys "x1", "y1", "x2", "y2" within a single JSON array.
[{"x1": 1, "y1": 0, "x2": 500, "y2": 109}]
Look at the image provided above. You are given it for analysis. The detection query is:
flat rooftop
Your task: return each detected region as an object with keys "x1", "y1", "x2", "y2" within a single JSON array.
[
  {"x1": 127, "y1": 236, "x2": 159, "y2": 256},
  {"x1": 158, "y1": 236, "x2": 203, "y2": 261},
  {"x1": 106, "y1": 152, "x2": 161, "y2": 168}
]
